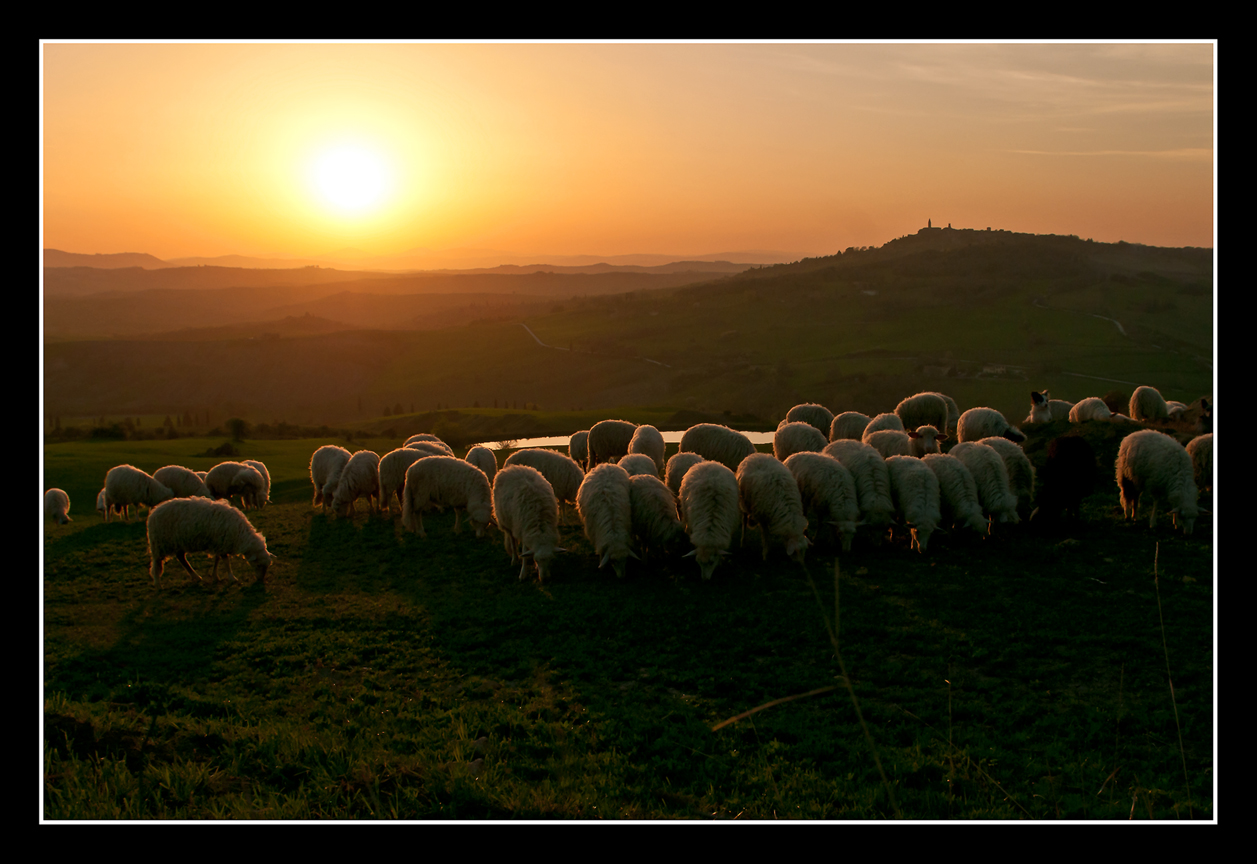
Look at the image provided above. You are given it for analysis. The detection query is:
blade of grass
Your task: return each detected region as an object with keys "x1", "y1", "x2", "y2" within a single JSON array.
[{"x1": 1152, "y1": 541, "x2": 1193, "y2": 819}]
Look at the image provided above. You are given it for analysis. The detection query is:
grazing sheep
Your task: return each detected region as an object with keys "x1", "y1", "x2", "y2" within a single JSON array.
[
  {"x1": 504, "y1": 448, "x2": 586, "y2": 514},
  {"x1": 464, "y1": 445, "x2": 499, "y2": 484},
  {"x1": 907, "y1": 425, "x2": 946, "y2": 458},
  {"x1": 153, "y1": 466, "x2": 212, "y2": 499},
  {"x1": 976, "y1": 437, "x2": 1036, "y2": 520},
  {"x1": 830, "y1": 411, "x2": 872, "y2": 442},
  {"x1": 401, "y1": 455, "x2": 494, "y2": 538},
  {"x1": 44, "y1": 488, "x2": 71, "y2": 524},
  {"x1": 204, "y1": 461, "x2": 247, "y2": 500},
  {"x1": 735, "y1": 453, "x2": 809, "y2": 563},
  {"x1": 576, "y1": 462, "x2": 637, "y2": 578},
  {"x1": 96, "y1": 488, "x2": 108, "y2": 519},
  {"x1": 665, "y1": 452, "x2": 705, "y2": 497},
  {"x1": 895, "y1": 393, "x2": 949, "y2": 435},
  {"x1": 1186, "y1": 433, "x2": 1212, "y2": 497},
  {"x1": 405, "y1": 441, "x2": 454, "y2": 457},
  {"x1": 677, "y1": 460, "x2": 741, "y2": 580},
  {"x1": 786, "y1": 403, "x2": 835, "y2": 438},
  {"x1": 331, "y1": 450, "x2": 381, "y2": 517},
  {"x1": 774, "y1": 421, "x2": 828, "y2": 461},
  {"x1": 1130, "y1": 386, "x2": 1170, "y2": 423},
  {"x1": 1069, "y1": 397, "x2": 1114, "y2": 423},
  {"x1": 924, "y1": 392, "x2": 962, "y2": 435},
  {"x1": 1030, "y1": 436, "x2": 1098, "y2": 524},
  {"x1": 569, "y1": 431, "x2": 590, "y2": 471},
  {"x1": 1026, "y1": 391, "x2": 1074, "y2": 424},
  {"x1": 379, "y1": 447, "x2": 433, "y2": 514},
  {"x1": 922, "y1": 453, "x2": 990, "y2": 536},
  {"x1": 863, "y1": 429, "x2": 913, "y2": 458},
  {"x1": 1116, "y1": 430, "x2": 1198, "y2": 535},
  {"x1": 628, "y1": 474, "x2": 685, "y2": 562},
  {"x1": 784, "y1": 452, "x2": 860, "y2": 552},
  {"x1": 404, "y1": 434, "x2": 453, "y2": 453},
  {"x1": 146, "y1": 497, "x2": 273, "y2": 588},
  {"x1": 618, "y1": 452, "x2": 660, "y2": 478},
  {"x1": 310, "y1": 445, "x2": 352, "y2": 511},
  {"x1": 588, "y1": 419, "x2": 638, "y2": 468},
  {"x1": 884, "y1": 455, "x2": 942, "y2": 553},
  {"x1": 947, "y1": 442, "x2": 1020, "y2": 525},
  {"x1": 628, "y1": 424, "x2": 666, "y2": 476},
  {"x1": 104, "y1": 465, "x2": 174, "y2": 522},
  {"x1": 492, "y1": 464, "x2": 562, "y2": 583},
  {"x1": 230, "y1": 466, "x2": 268, "y2": 510},
  {"x1": 679, "y1": 423, "x2": 757, "y2": 472},
  {"x1": 1166, "y1": 400, "x2": 1189, "y2": 420},
  {"x1": 864, "y1": 412, "x2": 906, "y2": 435},
  {"x1": 242, "y1": 460, "x2": 271, "y2": 508},
  {"x1": 821, "y1": 440, "x2": 895, "y2": 538},
  {"x1": 956, "y1": 407, "x2": 1026, "y2": 443}
]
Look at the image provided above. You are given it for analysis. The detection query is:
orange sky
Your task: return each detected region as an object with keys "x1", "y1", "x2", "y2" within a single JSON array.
[{"x1": 41, "y1": 41, "x2": 1215, "y2": 262}]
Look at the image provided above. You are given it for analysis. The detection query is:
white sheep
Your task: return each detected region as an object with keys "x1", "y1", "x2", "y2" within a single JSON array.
[
  {"x1": 862, "y1": 429, "x2": 913, "y2": 458},
  {"x1": 924, "y1": 392, "x2": 962, "y2": 436},
  {"x1": 242, "y1": 460, "x2": 271, "y2": 508},
  {"x1": 464, "y1": 445, "x2": 499, "y2": 485},
  {"x1": 1166, "y1": 400, "x2": 1189, "y2": 420},
  {"x1": 884, "y1": 455, "x2": 942, "y2": 553},
  {"x1": 576, "y1": 462, "x2": 637, "y2": 578},
  {"x1": 405, "y1": 441, "x2": 454, "y2": 457},
  {"x1": 677, "y1": 460, "x2": 741, "y2": 581},
  {"x1": 922, "y1": 453, "x2": 990, "y2": 535},
  {"x1": 153, "y1": 465, "x2": 212, "y2": 499},
  {"x1": 821, "y1": 440, "x2": 896, "y2": 536},
  {"x1": 773, "y1": 421, "x2": 828, "y2": 461},
  {"x1": 104, "y1": 465, "x2": 174, "y2": 522},
  {"x1": 569, "y1": 430, "x2": 590, "y2": 471},
  {"x1": 783, "y1": 451, "x2": 860, "y2": 552},
  {"x1": 1069, "y1": 397, "x2": 1114, "y2": 422},
  {"x1": 1186, "y1": 433, "x2": 1212, "y2": 496},
  {"x1": 492, "y1": 464, "x2": 563, "y2": 583},
  {"x1": 1130, "y1": 386, "x2": 1169, "y2": 423},
  {"x1": 864, "y1": 412, "x2": 906, "y2": 435},
  {"x1": 230, "y1": 466, "x2": 268, "y2": 510},
  {"x1": 665, "y1": 452, "x2": 705, "y2": 497},
  {"x1": 588, "y1": 419, "x2": 638, "y2": 467},
  {"x1": 678, "y1": 423, "x2": 757, "y2": 472},
  {"x1": 404, "y1": 434, "x2": 453, "y2": 453},
  {"x1": 956, "y1": 407, "x2": 1026, "y2": 443},
  {"x1": 735, "y1": 453, "x2": 809, "y2": 563},
  {"x1": 204, "y1": 461, "x2": 247, "y2": 500},
  {"x1": 401, "y1": 455, "x2": 494, "y2": 538},
  {"x1": 628, "y1": 473, "x2": 685, "y2": 562},
  {"x1": 504, "y1": 448, "x2": 586, "y2": 515},
  {"x1": 1026, "y1": 391, "x2": 1074, "y2": 424},
  {"x1": 618, "y1": 452, "x2": 660, "y2": 478},
  {"x1": 907, "y1": 425, "x2": 947, "y2": 458},
  {"x1": 628, "y1": 424, "x2": 666, "y2": 476},
  {"x1": 146, "y1": 497, "x2": 273, "y2": 588},
  {"x1": 96, "y1": 487, "x2": 108, "y2": 519},
  {"x1": 976, "y1": 437, "x2": 1036, "y2": 520},
  {"x1": 947, "y1": 442, "x2": 1020, "y2": 525},
  {"x1": 1116, "y1": 429, "x2": 1198, "y2": 535},
  {"x1": 829, "y1": 411, "x2": 872, "y2": 441},
  {"x1": 895, "y1": 392, "x2": 949, "y2": 434},
  {"x1": 331, "y1": 450, "x2": 381, "y2": 517},
  {"x1": 44, "y1": 488, "x2": 71, "y2": 524},
  {"x1": 378, "y1": 447, "x2": 433, "y2": 514},
  {"x1": 310, "y1": 445, "x2": 352, "y2": 511},
  {"x1": 785, "y1": 403, "x2": 834, "y2": 438}
]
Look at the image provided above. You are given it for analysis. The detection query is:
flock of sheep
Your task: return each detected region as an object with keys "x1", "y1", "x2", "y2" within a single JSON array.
[{"x1": 44, "y1": 383, "x2": 1213, "y2": 589}]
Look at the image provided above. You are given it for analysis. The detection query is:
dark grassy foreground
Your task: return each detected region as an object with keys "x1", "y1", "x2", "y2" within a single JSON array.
[{"x1": 43, "y1": 435, "x2": 1214, "y2": 820}]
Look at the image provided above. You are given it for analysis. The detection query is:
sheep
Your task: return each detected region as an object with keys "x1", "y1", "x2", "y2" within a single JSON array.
[
  {"x1": 1026, "y1": 391, "x2": 1074, "y2": 424},
  {"x1": 862, "y1": 429, "x2": 913, "y2": 458},
  {"x1": 1130, "y1": 386, "x2": 1170, "y2": 423},
  {"x1": 773, "y1": 421, "x2": 828, "y2": 461},
  {"x1": 242, "y1": 460, "x2": 271, "y2": 508},
  {"x1": 956, "y1": 407, "x2": 1026, "y2": 443},
  {"x1": 895, "y1": 392, "x2": 949, "y2": 435},
  {"x1": 146, "y1": 497, "x2": 273, "y2": 588},
  {"x1": 677, "y1": 460, "x2": 741, "y2": 580},
  {"x1": 947, "y1": 442, "x2": 1020, "y2": 525},
  {"x1": 783, "y1": 451, "x2": 860, "y2": 552},
  {"x1": 379, "y1": 447, "x2": 434, "y2": 514},
  {"x1": 576, "y1": 462, "x2": 637, "y2": 578},
  {"x1": 230, "y1": 466, "x2": 268, "y2": 510},
  {"x1": 204, "y1": 461, "x2": 247, "y2": 500},
  {"x1": 1186, "y1": 433, "x2": 1212, "y2": 497},
  {"x1": 404, "y1": 434, "x2": 453, "y2": 453},
  {"x1": 464, "y1": 445, "x2": 499, "y2": 485},
  {"x1": 504, "y1": 448, "x2": 586, "y2": 516},
  {"x1": 492, "y1": 465, "x2": 562, "y2": 583},
  {"x1": 1029, "y1": 436, "x2": 1098, "y2": 525},
  {"x1": 1166, "y1": 400, "x2": 1189, "y2": 420},
  {"x1": 821, "y1": 440, "x2": 895, "y2": 538},
  {"x1": 401, "y1": 455, "x2": 494, "y2": 538},
  {"x1": 331, "y1": 450, "x2": 381, "y2": 517},
  {"x1": 665, "y1": 452, "x2": 705, "y2": 497},
  {"x1": 678, "y1": 423, "x2": 757, "y2": 472},
  {"x1": 153, "y1": 466, "x2": 212, "y2": 499},
  {"x1": 310, "y1": 445, "x2": 352, "y2": 511},
  {"x1": 976, "y1": 437, "x2": 1036, "y2": 521},
  {"x1": 1069, "y1": 397, "x2": 1114, "y2": 423},
  {"x1": 628, "y1": 473, "x2": 686, "y2": 562},
  {"x1": 588, "y1": 419, "x2": 638, "y2": 468},
  {"x1": 908, "y1": 425, "x2": 947, "y2": 458},
  {"x1": 924, "y1": 392, "x2": 962, "y2": 436},
  {"x1": 96, "y1": 488, "x2": 108, "y2": 519},
  {"x1": 864, "y1": 412, "x2": 905, "y2": 435},
  {"x1": 735, "y1": 453, "x2": 809, "y2": 563},
  {"x1": 922, "y1": 453, "x2": 990, "y2": 536},
  {"x1": 829, "y1": 411, "x2": 872, "y2": 441},
  {"x1": 628, "y1": 424, "x2": 666, "y2": 476},
  {"x1": 618, "y1": 452, "x2": 660, "y2": 478},
  {"x1": 884, "y1": 455, "x2": 942, "y2": 553},
  {"x1": 785, "y1": 403, "x2": 834, "y2": 438},
  {"x1": 569, "y1": 430, "x2": 590, "y2": 471},
  {"x1": 405, "y1": 441, "x2": 454, "y2": 457},
  {"x1": 103, "y1": 465, "x2": 174, "y2": 522},
  {"x1": 1116, "y1": 429, "x2": 1198, "y2": 535},
  {"x1": 45, "y1": 488, "x2": 71, "y2": 524}
]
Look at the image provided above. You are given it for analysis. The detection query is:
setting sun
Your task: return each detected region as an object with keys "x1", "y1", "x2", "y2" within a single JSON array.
[{"x1": 309, "y1": 143, "x2": 392, "y2": 214}]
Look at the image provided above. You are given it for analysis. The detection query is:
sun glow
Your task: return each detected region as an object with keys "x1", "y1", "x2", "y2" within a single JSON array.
[{"x1": 309, "y1": 143, "x2": 393, "y2": 214}]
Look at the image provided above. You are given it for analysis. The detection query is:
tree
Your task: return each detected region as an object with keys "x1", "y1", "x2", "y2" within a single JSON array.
[{"x1": 227, "y1": 418, "x2": 249, "y2": 441}]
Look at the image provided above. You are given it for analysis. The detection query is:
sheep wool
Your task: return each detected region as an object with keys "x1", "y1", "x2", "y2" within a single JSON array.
[
  {"x1": 146, "y1": 497, "x2": 273, "y2": 588},
  {"x1": 956, "y1": 407, "x2": 1026, "y2": 444},
  {"x1": 628, "y1": 424, "x2": 666, "y2": 476},
  {"x1": 404, "y1": 434, "x2": 453, "y2": 454},
  {"x1": 773, "y1": 421, "x2": 828, "y2": 461},
  {"x1": 628, "y1": 473, "x2": 685, "y2": 562},
  {"x1": 1186, "y1": 433, "x2": 1212, "y2": 496},
  {"x1": 821, "y1": 440, "x2": 895, "y2": 533},
  {"x1": 464, "y1": 445, "x2": 499, "y2": 485},
  {"x1": 1116, "y1": 429, "x2": 1198, "y2": 535},
  {"x1": 242, "y1": 460, "x2": 271, "y2": 508},
  {"x1": 665, "y1": 452, "x2": 705, "y2": 497},
  {"x1": 104, "y1": 464, "x2": 174, "y2": 522},
  {"x1": 310, "y1": 445, "x2": 352, "y2": 510},
  {"x1": 204, "y1": 461, "x2": 247, "y2": 500},
  {"x1": 401, "y1": 455, "x2": 494, "y2": 537},
  {"x1": 679, "y1": 423, "x2": 757, "y2": 473},
  {"x1": 976, "y1": 437, "x2": 1036, "y2": 520},
  {"x1": 924, "y1": 392, "x2": 962, "y2": 435},
  {"x1": 785, "y1": 403, "x2": 835, "y2": 439},
  {"x1": 736, "y1": 453, "x2": 809, "y2": 563},
  {"x1": 331, "y1": 450, "x2": 381, "y2": 517},
  {"x1": 45, "y1": 488, "x2": 71, "y2": 524},
  {"x1": 784, "y1": 451, "x2": 860, "y2": 552},
  {"x1": 569, "y1": 431, "x2": 590, "y2": 471},
  {"x1": 378, "y1": 447, "x2": 433, "y2": 514},
  {"x1": 588, "y1": 419, "x2": 638, "y2": 468},
  {"x1": 153, "y1": 465, "x2": 212, "y2": 499},
  {"x1": 922, "y1": 453, "x2": 989, "y2": 535},
  {"x1": 829, "y1": 411, "x2": 872, "y2": 442},
  {"x1": 1130, "y1": 386, "x2": 1170, "y2": 423},
  {"x1": 947, "y1": 442, "x2": 1020, "y2": 525},
  {"x1": 864, "y1": 412, "x2": 906, "y2": 435},
  {"x1": 618, "y1": 453, "x2": 660, "y2": 478},
  {"x1": 895, "y1": 393, "x2": 949, "y2": 435},
  {"x1": 405, "y1": 441, "x2": 454, "y2": 457},
  {"x1": 863, "y1": 429, "x2": 913, "y2": 458},
  {"x1": 1026, "y1": 391, "x2": 1074, "y2": 424},
  {"x1": 230, "y1": 466, "x2": 268, "y2": 510},
  {"x1": 884, "y1": 455, "x2": 942, "y2": 553},
  {"x1": 907, "y1": 425, "x2": 947, "y2": 458},
  {"x1": 492, "y1": 464, "x2": 561, "y2": 583},
  {"x1": 504, "y1": 448, "x2": 586, "y2": 510},
  {"x1": 1069, "y1": 397, "x2": 1114, "y2": 423},
  {"x1": 576, "y1": 462, "x2": 636, "y2": 578},
  {"x1": 678, "y1": 460, "x2": 741, "y2": 581}
]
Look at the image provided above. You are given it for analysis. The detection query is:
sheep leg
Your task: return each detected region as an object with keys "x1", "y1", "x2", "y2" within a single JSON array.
[
  {"x1": 150, "y1": 556, "x2": 164, "y2": 588},
  {"x1": 175, "y1": 552, "x2": 203, "y2": 583},
  {"x1": 453, "y1": 509, "x2": 462, "y2": 533}
]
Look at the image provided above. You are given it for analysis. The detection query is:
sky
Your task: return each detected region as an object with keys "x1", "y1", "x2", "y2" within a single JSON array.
[{"x1": 41, "y1": 41, "x2": 1215, "y2": 264}]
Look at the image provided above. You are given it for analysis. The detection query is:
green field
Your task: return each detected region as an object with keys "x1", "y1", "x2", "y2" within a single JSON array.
[{"x1": 43, "y1": 431, "x2": 1214, "y2": 820}]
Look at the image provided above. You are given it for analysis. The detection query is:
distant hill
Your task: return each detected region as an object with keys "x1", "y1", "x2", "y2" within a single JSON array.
[{"x1": 43, "y1": 249, "x2": 172, "y2": 269}]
